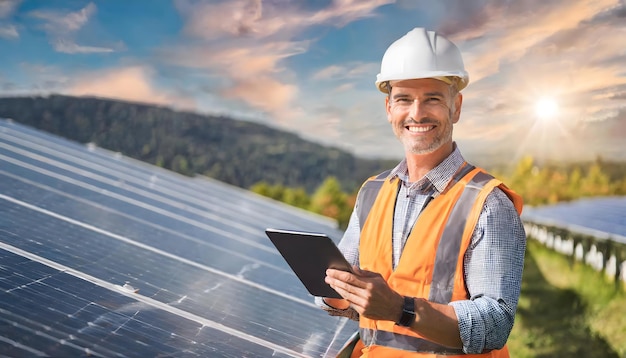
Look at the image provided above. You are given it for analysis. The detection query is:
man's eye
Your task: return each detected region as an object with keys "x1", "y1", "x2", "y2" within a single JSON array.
[
  {"x1": 396, "y1": 98, "x2": 412, "y2": 103},
  {"x1": 426, "y1": 97, "x2": 441, "y2": 103}
]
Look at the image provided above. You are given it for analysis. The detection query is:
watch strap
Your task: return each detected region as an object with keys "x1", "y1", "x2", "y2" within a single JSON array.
[{"x1": 396, "y1": 296, "x2": 415, "y2": 327}]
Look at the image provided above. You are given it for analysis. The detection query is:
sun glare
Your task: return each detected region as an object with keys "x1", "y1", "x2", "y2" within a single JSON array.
[{"x1": 535, "y1": 97, "x2": 559, "y2": 119}]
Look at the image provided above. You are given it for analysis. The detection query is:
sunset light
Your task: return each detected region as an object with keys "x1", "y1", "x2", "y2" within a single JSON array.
[{"x1": 534, "y1": 98, "x2": 559, "y2": 119}]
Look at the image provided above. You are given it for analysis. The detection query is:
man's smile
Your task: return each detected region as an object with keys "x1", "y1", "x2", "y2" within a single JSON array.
[{"x1": 406, "y1": 125, "x2": 435, "y2": 133}]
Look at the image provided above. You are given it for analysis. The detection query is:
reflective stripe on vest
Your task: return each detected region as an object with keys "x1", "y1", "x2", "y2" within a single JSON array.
[
  {"x1": 430, "y1": 171, "x2": 493, "y2": 304},
  {"x1": 356, "y1": 169, "x2": 391, "y2": 228},
  {"x1": 358, "y1": 169, "x2": 495, "y2": 354},
  {"x1": 360, "y1": 329, "x2": 466, "y2": 355}
]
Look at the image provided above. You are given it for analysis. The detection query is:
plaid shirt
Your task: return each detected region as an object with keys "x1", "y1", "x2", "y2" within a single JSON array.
[{"x1": 318, "y1": 145, "x2": 526, "y2": 354}]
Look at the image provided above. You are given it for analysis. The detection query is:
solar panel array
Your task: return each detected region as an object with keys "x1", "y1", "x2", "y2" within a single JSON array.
[
  {"x1": 522, "y1": 196, "x2": 626, "y2": 244},
  {"x1": 0, "y1": 118, "x2": 358, "y2": 357}
]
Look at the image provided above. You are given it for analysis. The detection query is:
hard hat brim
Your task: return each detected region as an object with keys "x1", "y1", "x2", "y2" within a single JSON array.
[{"x1": 375, "y1": 74, "x2": 469, "y2": 93}]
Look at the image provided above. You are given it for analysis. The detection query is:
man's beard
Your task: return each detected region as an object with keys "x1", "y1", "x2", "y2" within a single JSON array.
[
  {"x1": 404, "y1": 129, "x2": 452, "y2": 155},
  {"x1": 400, "y1": 113, "x2": 453, "y2": 155}
]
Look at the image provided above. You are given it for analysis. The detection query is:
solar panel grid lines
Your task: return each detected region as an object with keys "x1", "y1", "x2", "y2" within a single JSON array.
[
  {"x1": 187, "y1": 172, "x2": 344, "y2": 232},
  {"x1": 0, "y1": 242, "x2": 314, "y2": 358},
  {"x1": 0, "y1": 195, "x2": 316, "y2": 307},
  {"x1": 0, "y1": 248, "x2": 301, "y2": 358},
  {"x1": 0, "y1": 124, "x2": 341, "y2": 235},
  {"x1": 0, "y1": 222, "x2": 346, "y2": 356},
  {"x1": 0, "y1": 120, "x2": 342, "y2": 225},
  {"x1": 0, "y1": 171, "x2": 290, "y2": 282},
  {"x1": 1, "y1": 119, "x2": 342, "y2": 262},
  {"x1": 0, "y1": 118, "x2": 358, "y2": 357},
  {"x1": 0, "y1": 150, "x2": 307, "y2": 264},
  {"x1": 0, "y1": 141, "x2": 306, "y2": 245},
  {"x1": 0, "y1": 168, "x2": 292, "y2": 273}
]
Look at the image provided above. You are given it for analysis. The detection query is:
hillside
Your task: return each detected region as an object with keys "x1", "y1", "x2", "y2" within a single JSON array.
[{"x1": 0, "y1": 95, "x2": 398, "y2": 193}]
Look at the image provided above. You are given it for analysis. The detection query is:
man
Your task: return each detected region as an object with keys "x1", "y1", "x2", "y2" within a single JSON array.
[{"x1": 317, "y1": 28, "x2": 526, "y2": 357}]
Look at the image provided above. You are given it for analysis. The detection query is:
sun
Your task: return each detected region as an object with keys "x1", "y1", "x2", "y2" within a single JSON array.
[{"x1": 534, "y1": 97, "x2": 559, "y2": 119}]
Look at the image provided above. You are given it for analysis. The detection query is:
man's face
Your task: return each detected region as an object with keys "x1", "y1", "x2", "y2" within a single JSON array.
[{"x1": 385, "y1": 78, "x2": 462, "y2": 156}]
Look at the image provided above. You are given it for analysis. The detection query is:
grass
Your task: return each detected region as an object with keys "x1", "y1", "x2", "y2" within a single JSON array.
[{"x1": 508, "y1": 239, "x2": 626, "y2": 357}]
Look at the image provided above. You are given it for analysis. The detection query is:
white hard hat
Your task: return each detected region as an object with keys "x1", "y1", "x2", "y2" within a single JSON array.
[{"x1": 375, "y1": 28, "x2": 469, "y2": 93}]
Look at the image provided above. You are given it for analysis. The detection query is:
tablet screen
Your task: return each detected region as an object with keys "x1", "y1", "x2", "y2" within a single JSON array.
[{"x1": 265, "y1": 228, "x2": 352, "y2": 298}]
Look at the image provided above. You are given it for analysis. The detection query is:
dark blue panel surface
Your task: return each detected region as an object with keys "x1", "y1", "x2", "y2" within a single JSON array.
[
  {"x1": 0, "y1": 119, "x2": 358, "y2": 357},
  {"x1": 0, "y1": 249, "x2": 297, "y2": 357}
]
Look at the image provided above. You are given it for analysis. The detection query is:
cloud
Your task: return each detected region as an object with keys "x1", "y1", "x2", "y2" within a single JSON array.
[
  {"x1": 468, "y1": 1, "x2": 626, "y2": 118},
  {"x1": 221, "y1": 75, "x2": 298, "y2": 120},
  {"x1": 166, "y1": 0, "x2": 392, "y2": 125},
  {"x1": 165, "y1": 40, "x2": 309, "y2": 76},
  {"x1": 0, "y1": 0, "x2": 21, "y2": 18},
  {"x1": 609, "y1": 91, "x2": 626, "y2": 100},
  {"x1": 64, "y1": 66, "x2": 195, "y2": 109},
  {"x1": 0, "y1": 24, "x2": 17, "y2": 39},
  {"x1": 312, "y1": 62, "x2": 376, "y2": 81},
  {"x1": 442, "y1": 0, "x2": 618, "y2": 83},
  {"x1": 29, "y1": 2, "x2": 96, "y2": 34},
  {"x1": 160, "y1": 40, "x2": 306, "y2": 118},
  {"x1": 441, "y1": 0, "x2": 626, "y2": 161},
  {"x1": 28, "y1": 2, "x2": 121, "y2": 54},
  {"x1": 176, "y1": 0, "x2": 274, "y2": 39},
  {"x1": 53, "y1": 39, "x2": 115, "y2": 54},
  {"x1": 0, "y1": 0, "x2": 21, "y2": 39},
  {"x1": 175, "y1": 0, "x2": 393, "y2": 40},
  {"x1": 307, "y1": 0, "x2": 396, "y2": 28}
]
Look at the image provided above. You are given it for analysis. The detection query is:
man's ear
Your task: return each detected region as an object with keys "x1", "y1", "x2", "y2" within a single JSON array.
[
  {"x1": 385, "y1": 96, "x2": 392, "y2": 122},
  {"x1": 452, "y1": 93, "x2": 463, "y2": 123}
]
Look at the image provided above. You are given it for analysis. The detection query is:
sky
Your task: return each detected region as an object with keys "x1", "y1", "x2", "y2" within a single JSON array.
[{"x1": 1, "y1": 0, "x2": 625, "y2": 165}]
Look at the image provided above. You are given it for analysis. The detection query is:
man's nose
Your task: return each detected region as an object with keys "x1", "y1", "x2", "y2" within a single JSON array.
[{"x1": 408, "y1": 99, "x2": 424, "y2": 117}]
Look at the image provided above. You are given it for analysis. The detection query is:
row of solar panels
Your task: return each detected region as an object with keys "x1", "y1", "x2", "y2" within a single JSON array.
[
  {"x1": 0, "y1": 118, "x2": 357, "y2": 357},
  {"x1": 522, "y1": 196, "x2": 626, "y2": 244}
]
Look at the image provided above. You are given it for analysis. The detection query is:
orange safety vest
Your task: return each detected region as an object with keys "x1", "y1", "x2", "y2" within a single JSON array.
[{"x1": 355, "y1": 166, "x2": 523, "y2": 358}]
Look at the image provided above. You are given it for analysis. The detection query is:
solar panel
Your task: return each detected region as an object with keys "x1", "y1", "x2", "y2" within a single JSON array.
[
  {"x1": 522, "y1": 197, "x2": 626, "y2": 244},
  {"x1": 0, "y1": 118, "x2": 358, "y2": 357}
]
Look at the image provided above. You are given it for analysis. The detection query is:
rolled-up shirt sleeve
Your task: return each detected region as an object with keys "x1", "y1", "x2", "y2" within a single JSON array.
[{"x1": 449, "y1": 188, "x2": 527, "y2": 354}]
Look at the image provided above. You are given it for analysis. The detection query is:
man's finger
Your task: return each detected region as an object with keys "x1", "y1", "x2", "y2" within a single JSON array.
[
  {"x1": 326, "y1": 275, "x2": 356, "y2": 294},
  {"x1": 326, "y1": 269, "x2": 361, "y2": 286},
  {"x1": 328, "y1": 284, "x2": 366, "y2": 313},
  {"x1": 326, "y1": 268, "x2": 353, "y2": 279}
]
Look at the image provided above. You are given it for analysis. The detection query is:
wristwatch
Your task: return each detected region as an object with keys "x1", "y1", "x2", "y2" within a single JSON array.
[{"x1": 396, "y1": 296, "x2": 416, "y2": 327}]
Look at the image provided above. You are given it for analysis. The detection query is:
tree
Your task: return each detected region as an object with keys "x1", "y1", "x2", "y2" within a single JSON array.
[
  {"x1": 581, "y1": 163, "x2": 610, "y2": 196},
  {"x1": 282, "y1": 187, "x2": 310, "y2": 209},
  {"x1": 309, "y1": 177, "x2": 351, "y2": 227}
]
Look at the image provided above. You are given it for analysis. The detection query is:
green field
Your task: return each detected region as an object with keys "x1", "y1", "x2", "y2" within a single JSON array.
[{"x1": 508, "y1": 239, "x2": 626, "y2": 357}]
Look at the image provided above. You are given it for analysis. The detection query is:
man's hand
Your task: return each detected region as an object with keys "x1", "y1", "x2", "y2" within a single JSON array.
[{"x1": 325, "y1": 266, "x2": 403, "y2": 322}]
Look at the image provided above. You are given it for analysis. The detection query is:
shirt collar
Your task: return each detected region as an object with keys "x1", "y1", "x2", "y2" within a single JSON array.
[{"x1": 387, "y1": 143, "x2": 466, "y2": 194}]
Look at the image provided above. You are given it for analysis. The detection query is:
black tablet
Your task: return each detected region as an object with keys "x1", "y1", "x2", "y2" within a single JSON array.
[{"x1": 265, "y1": 228, "x2": 353, "y2": 298}]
